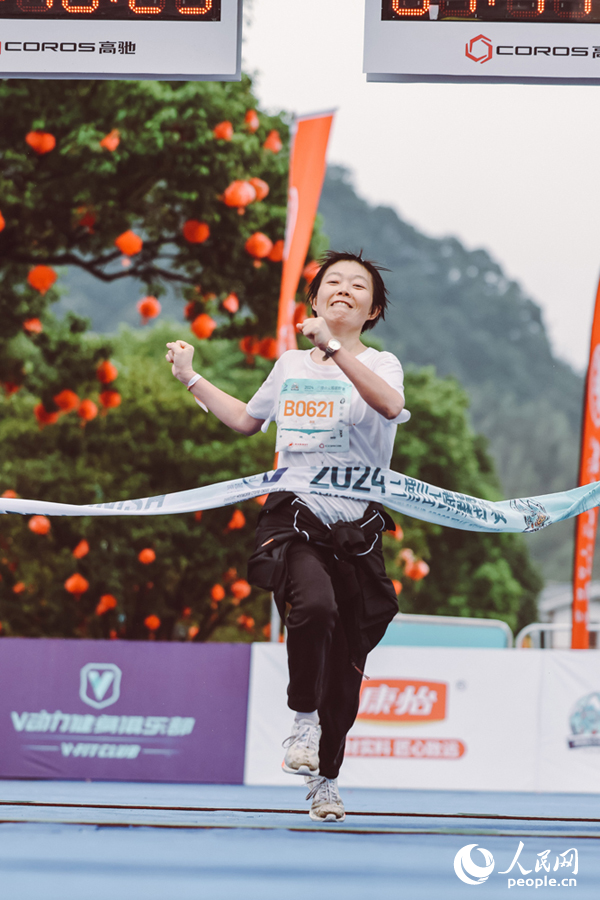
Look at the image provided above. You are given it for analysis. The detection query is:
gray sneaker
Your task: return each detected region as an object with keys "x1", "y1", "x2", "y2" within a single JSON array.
[
  {"x1": 281, "y1": 718, "x2": 321, "y2": 776},
  {"x1": 305, "y1": 775, "x2": 346, "y2": 822}
]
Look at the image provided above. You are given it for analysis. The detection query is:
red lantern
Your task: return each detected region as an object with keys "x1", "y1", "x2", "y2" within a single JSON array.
[
  {"x1": 254, "y1": 494, "x2": 267, "y2": 507},
  {"x1": 191, "y1": 313, "x2": 217, "y2": 340},
  {"x1": 268, "y1": 240, "x2": 285, "y2": 263},
  {"x1": 194, "y1": 510, "x2": 203, "y2": 522},
  {"x1": 184, "y1": 301, "x2": 197, "y2": 321},
  {"x1": 137, "y1": 296, "x2": 161, "y2": 322},
  {"x1": 65, "y1": 573, "x2": 89, "y2": 597},
  {"x1": 244, "y1": 110, "x2": 259, "y2": 133},
  {"x1": 226, "y1": 509, "x2": 246, "y2": 531},
  {"x1": 1, "y1": 383, "x2": 20, "y2": 397},
  {"x1": 138, "y1": 548, "x2": 156, "y2": 564},
  {"x1": 258, "y1": 337, "x2": 277, "y2": 360},
  {"x1": 248, "y1": 177, "x2": 269, "y2": 202},
  {"x1": 237, "y1": 614, "x2": 255, "y2": 632},
  {"x1": 239, "y1": 335, "x2": 259, "y2": 354},
  {"x1": 54, "y1": 389, "x2": 80, "y2": 412},
  {"x1": 182, "y1": 220, "x2": 210, "y2": 244},
  {"x1": 223, "y1": 180, "x2": 257, "y2": 212},
  {"x1": 263, "y1": 130, "x2": 282, "y2": 153},
  {"x1": 0, "y1": 211, "x2": 5, "y2": 232},
  {"x1": 302, "y1": 260, "x2": 320, "y2": 284},
  {"x1": 96, "y1": 360, "x2": 118, "y2": 384},
  {"x1": 293, "y1": 303, "x2": 308, "y2": 328},
  {"x1": 404, "y1": 559, "x2": 417, "y2": 578},
  {"x1": 222, "y1": 293, "x2": 239, "y2": 314},
  {"x1": 78, "y1": 399, "x2": 98, "y2": 423},
  {"x1": 99, "y1": 129, "x2": 120, "y2": 151},
  {"x1": 27, "y1": 265, "x2": 57, "y2": 295},
  {"x1": 144, "y1": 614, "x2": 161, "y2": 631},
  {"x1": 245, "y1": 232, "x2": 273, "y2": 260},
  {"x1": 96, "y1": 594, "x2": 118, "y2": 615},
  {"x1": 34, "y1": 404, "x2": 60, "y2": 428},
  {"x1": 405, "y1": 559, "x2": 430, "y2": 581},
  {"x1": 391, "y1": 579, "x2": 403, "y2": 595},
  {"x1": 75, "y1": 207, "x2": 96, "y2": 231},
  {"x1": 2, "y1": 490, "x2": 18, "y2": 499},
  {"x1": 72, "y1": 540, "x2": 89, "y2": 559},
  {"x1": 239, "y1": 335, "x2": 260, "y2": 362},
  {"x1": 28, "y1": 515, "x2": 51, "y2": 535},
  {"x1": 414, "y1": 560, "x2": 430, "y2": 580},
  {"x1": 25, "y1": 131, "x2": 56, "y2": 155},
  {"x1": 213, "y1": 120, "x2": 234, "y2": 140},
  {"x1": 99, "y1": 390, "x2": 122, "y2": 410},
  {"x1": 12, "y1": 582, "x2": 26, "y2": 595},
  {"x1": 231, "y1": 579, "x2": 251, "y2": 601},
  {"x1": 211, "y1": 584, "x2": 225, "y2": 602},
  {"x1": 115, "y1": 230, "x2": 143, "y2": 256},
  {"x1": 23, "y1": 318, "x2": 43, "y2": 334},
  {"x1": 392, "y1": 524, "x2": 404, "y2": 542}
]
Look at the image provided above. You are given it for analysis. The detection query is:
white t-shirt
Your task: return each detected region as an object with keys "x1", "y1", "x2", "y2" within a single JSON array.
[{"x1": 246, "y1": 347, "x2": 410, "y2": 524}]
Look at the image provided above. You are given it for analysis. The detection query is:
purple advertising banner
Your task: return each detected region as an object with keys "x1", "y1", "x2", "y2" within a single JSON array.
[{"x1": 0, "y1": 638, "x2": 251, "y2": 783}]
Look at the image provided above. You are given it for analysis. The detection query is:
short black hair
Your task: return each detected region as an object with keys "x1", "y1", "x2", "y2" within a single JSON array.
[{"x1": 306, "y1": 250, "x2": 390, "y2": 333}]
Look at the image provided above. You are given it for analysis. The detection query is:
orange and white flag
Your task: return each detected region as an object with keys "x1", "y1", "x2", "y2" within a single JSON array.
[
  {"x1": 572, "y1": 276, "x2": 600, "y2": 648},
  {"x1": 276, "y1": 110, "x2": 335, "y2": 357}
]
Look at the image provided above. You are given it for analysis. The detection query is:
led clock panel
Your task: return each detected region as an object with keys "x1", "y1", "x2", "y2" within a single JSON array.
[
  {"x1": 0, "y1": 0, "x2": 241, "y2": 79},
  {"x1": 365, "y1": 0, "x2": 600, "y2": 82}
]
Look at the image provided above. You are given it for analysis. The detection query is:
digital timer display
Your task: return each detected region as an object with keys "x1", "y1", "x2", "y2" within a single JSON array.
[
  {"x1": 383, "y1": 0, "x2": 600, "y2": 21},
  {"x1": 0, "y1": 0, "x2": 220, "y2": 20}
]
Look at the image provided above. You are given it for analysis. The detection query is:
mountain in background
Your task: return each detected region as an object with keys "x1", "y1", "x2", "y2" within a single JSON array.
[{"x1": 318, "y1": 166, "x2": 584, "y2": 582}]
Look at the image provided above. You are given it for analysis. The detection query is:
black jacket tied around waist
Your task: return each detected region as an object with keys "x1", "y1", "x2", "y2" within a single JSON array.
[{"x1": 247, "y1": 492, "x2": 399, "y2": 660}]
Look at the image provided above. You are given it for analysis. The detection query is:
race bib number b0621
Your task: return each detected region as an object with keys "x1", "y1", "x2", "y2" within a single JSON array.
[{"x1": 276, "y1": 379, "x2": 351, "y2": 453}]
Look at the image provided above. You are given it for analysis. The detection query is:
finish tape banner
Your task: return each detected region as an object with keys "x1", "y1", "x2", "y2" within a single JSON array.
[{"x1": 3, "y1": 465, "x2": 600, "y2": 534}]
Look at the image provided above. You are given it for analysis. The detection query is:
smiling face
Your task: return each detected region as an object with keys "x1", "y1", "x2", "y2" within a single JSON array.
[{"x1": 311, "y1": 260, "x2": 378, "y2": 335}]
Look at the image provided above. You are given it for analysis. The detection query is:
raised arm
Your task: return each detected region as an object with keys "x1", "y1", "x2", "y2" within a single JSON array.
[
  {"x1": 166, "y1": 340, "x2": 264, "y2": 436},
  {"x1": 297, "y1": 320, "x2": 405, "y2": 420}
]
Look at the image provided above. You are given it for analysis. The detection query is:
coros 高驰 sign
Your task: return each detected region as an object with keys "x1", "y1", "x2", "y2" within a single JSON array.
[
  {"x1": 365, "y1": 0, "x2": 600, "y2": 83},
  {"x1": 0, "y1": 0, "x2": 241, "y2": 80}
]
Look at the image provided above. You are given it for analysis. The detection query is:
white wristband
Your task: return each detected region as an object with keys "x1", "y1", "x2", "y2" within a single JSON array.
[{"x1": 186, "y1": 373, "x2": 208, "y2": 412}]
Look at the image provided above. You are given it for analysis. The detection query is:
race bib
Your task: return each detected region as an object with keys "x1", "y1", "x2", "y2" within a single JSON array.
[{"x1": 276, "y1": 379, "x2": 351, "y2": 453}]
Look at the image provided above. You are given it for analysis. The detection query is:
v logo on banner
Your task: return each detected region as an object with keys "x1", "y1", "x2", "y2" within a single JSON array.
[{"x1": 87, "y1": 670, "x2": 115, "y2": 701}]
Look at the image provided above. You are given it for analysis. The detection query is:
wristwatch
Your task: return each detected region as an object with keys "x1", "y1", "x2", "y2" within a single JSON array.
[{"x1": 323, "y1": 339, "x2": 341, "y2": 360}]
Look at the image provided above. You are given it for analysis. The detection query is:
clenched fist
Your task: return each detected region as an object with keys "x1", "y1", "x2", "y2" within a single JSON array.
[
  {"x1": 166, "y1": 340, "x2": 196, "y2": 385},
  {"x1": 296, "y1": 316, "x2": 332, "y2": 351}
]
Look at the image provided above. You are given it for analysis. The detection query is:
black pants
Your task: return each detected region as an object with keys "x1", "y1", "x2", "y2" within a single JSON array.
[{"x1": 285, "y1": 540, "x2": 366, "y2": 780}]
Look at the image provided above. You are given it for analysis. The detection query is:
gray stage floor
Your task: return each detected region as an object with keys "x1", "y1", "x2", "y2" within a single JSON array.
[{"x1": 0, "y1": 781, "x2": 597, "y2": 899}]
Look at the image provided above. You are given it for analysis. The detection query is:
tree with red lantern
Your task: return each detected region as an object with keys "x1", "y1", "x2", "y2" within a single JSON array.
[{"x1": 0, "y1": 77, "x2": 539, "y2": 647}]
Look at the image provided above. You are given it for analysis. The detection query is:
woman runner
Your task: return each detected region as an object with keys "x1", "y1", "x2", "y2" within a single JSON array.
[{"x1": 166, "y1": 250, "x2": 410, "y2": 822}]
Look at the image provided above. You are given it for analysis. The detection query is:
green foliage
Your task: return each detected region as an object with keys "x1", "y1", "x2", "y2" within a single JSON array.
[
  {"x1": 0, "y1": 324, "x2": 276, "y2": 641},
  {"x1": 0, "y1": 77, "x2": 320, "y2": 398}
]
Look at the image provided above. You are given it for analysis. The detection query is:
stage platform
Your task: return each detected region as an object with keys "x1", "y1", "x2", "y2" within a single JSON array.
[{"x1": 0, "y1": 782, "x2": 597, "y2": 899}]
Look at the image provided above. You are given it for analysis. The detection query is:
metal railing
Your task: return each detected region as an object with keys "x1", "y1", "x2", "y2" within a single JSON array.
[{"x1": 515, "y1": 622, "x2": 600, "y2": 649}]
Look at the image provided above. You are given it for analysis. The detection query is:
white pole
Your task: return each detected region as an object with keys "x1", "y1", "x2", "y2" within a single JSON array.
[{"x1": 270, "y1": 593, "x2": 281, "y2": 642}]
